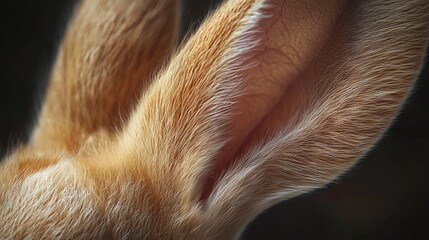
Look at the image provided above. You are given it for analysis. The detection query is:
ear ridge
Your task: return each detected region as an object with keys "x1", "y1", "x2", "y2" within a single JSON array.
[
  {"x1": 30, "y1": 0, "x2": 180, "y2": 151},
  {"x1": 120, "y1": 0, "x2": 268, "y2": 207},
  {"x1": 204, "y1": 0, "x2": 429, "y2": 235},
  {"x1": 191, "y1": 0, "x2": 270, "y2": 202}
]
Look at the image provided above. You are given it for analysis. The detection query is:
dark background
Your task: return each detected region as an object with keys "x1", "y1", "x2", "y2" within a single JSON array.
[{"x1": 1, "y1": 0, "x2": 428, "y2": 239}]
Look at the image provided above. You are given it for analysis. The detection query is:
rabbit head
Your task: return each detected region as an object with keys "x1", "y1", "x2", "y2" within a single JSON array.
[{"x1": 1, "y1": 0, "x2": 428, "y2": 239}]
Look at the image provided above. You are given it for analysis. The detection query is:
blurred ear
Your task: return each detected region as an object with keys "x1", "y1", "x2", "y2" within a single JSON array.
[{"x1": 30, "y1": 0, "x2": 180, "y2": 151}]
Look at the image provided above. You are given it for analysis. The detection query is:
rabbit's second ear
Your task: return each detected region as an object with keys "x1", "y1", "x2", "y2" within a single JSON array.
[{"x1": 30, "y1": 0, "x2": 179, "y2": 151}]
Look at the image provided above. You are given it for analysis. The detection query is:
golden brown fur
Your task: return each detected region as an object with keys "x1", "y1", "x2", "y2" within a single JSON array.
[{"x1": 1, "y1": 0, "x2": 428, "y2": 239}]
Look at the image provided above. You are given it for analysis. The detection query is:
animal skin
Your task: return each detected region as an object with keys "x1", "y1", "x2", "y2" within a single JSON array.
[{"x1": 1, "y1": 0, "x2": 428, "y2": 239}]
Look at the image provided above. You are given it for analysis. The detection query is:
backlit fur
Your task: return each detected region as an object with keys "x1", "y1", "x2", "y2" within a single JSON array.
[{"x1": 1, "y1": 0, "x2": 428, "y2": 239}]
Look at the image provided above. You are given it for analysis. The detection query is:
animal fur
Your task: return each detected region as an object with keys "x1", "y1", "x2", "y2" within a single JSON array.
[{"x1": 1, "y1": 0, "x2": 428, "y2": 239}]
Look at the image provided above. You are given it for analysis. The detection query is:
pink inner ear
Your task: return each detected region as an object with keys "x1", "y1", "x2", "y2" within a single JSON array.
[{"x1": 200, "y1": 0, "x2": 349, "y2": 200}]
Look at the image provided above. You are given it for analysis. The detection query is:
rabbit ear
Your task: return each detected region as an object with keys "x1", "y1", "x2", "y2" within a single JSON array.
[
  {"x1": 30, "y1": 0, "x2": 180, "y2": 151},
  {"x1": 122, "y1": 0, "x2": 428, "y2": 237},
  {"x1": 199, "y1": 0, "x2": 428, "y2": 236}
]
